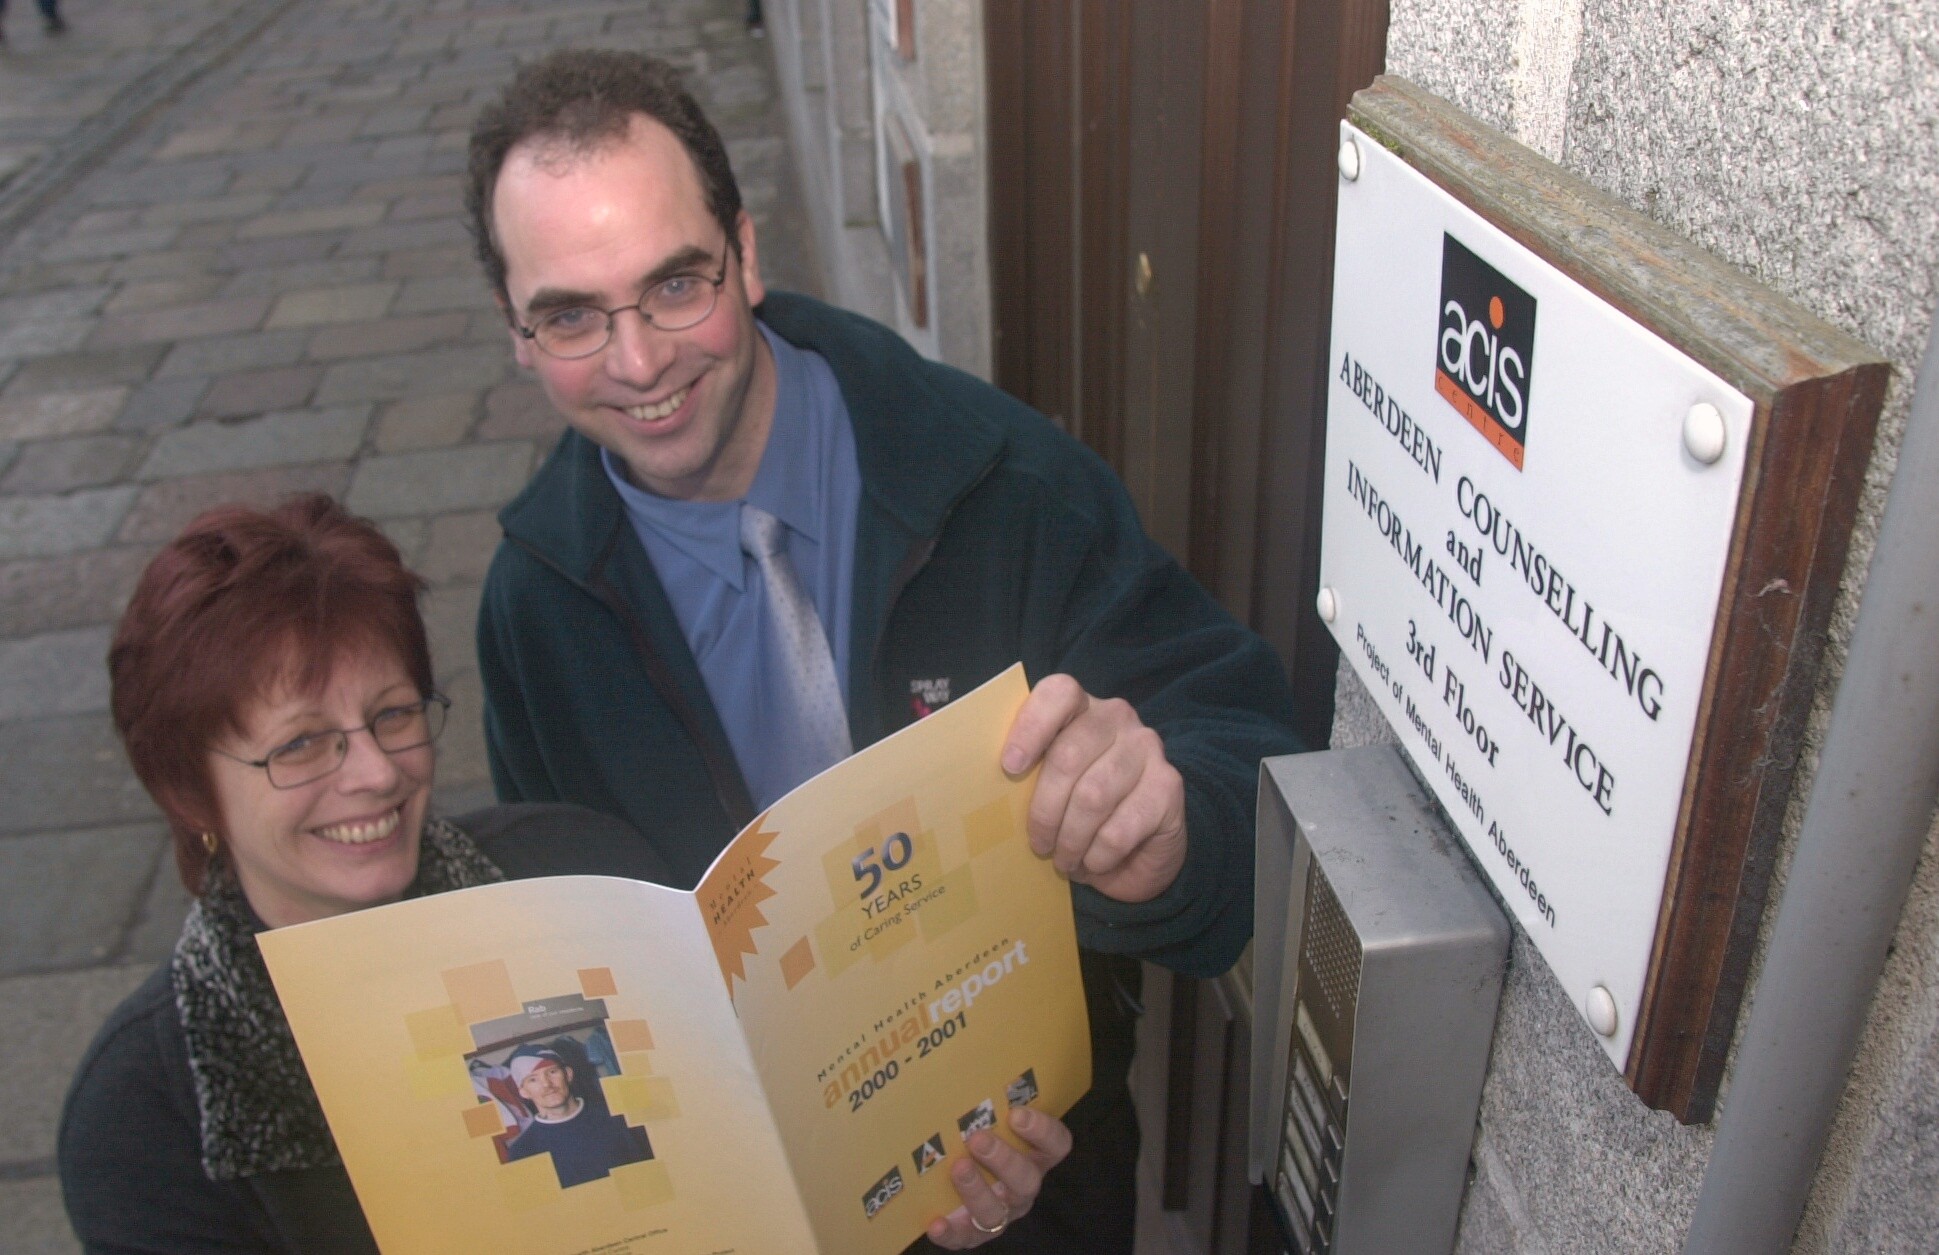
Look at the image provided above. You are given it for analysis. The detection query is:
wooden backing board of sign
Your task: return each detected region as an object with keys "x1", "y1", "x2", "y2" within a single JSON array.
[{"x1": 1347, "y1": 76, "x2": 1888, "y2": 1123}]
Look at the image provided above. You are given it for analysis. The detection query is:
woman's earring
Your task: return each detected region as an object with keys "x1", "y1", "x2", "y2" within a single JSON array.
[{"x1": 201, "y1": 831, "x2": 219, "y2": 856}]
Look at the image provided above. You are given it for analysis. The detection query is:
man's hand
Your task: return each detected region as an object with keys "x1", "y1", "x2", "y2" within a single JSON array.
[
  {"x1": 925, "y1": 1106, "x2": 1074, "y2": 1248},
  {"x1": 1002, "y1": 673, "x2": 1187, "y2": 903}
]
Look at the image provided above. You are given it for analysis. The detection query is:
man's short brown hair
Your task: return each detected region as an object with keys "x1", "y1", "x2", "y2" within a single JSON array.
[{"x1": 465, "y1": 50, "x2": 743, "y2": 303}]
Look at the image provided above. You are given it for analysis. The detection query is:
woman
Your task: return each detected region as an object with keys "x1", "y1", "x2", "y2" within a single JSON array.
[{"x1": 59, "y1": 494, "x2": 1068, "y2": 1252}]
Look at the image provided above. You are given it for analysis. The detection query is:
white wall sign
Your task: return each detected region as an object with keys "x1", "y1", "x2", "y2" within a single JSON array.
[{"x1": 1320, "y1": 122, "x2": 1753, "y2": 1067}]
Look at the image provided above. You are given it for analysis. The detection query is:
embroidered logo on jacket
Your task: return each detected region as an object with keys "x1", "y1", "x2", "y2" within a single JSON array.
[{"x1": 909, "y1": 677, "x2": 951, "y2": 720}]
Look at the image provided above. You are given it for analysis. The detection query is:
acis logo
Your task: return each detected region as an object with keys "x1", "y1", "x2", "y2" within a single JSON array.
[{"x1": 1435, "y1": 233, "x2": 1535, "y2": 470}]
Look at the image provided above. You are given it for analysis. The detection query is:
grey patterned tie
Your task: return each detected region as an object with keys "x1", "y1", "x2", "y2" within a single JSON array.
[{"x1": 740, "y1": 503, "x2": 853, "y2": 774}]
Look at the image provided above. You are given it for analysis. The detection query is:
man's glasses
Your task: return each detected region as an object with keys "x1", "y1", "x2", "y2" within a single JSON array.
[
  {"x1": 215, "y1": 694, "x2": 450, "y2": 789},
  {"x1": 515, "y1": 248, "x2": 732, "y2": 360}
]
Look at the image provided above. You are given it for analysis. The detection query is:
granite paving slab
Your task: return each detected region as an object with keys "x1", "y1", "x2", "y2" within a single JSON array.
[
  {"x1": 0, "y1": 486, "x2": 136, "y2": 559},
  {"x1": 0, "y1": 547, "x2": 150, "y2": 636},
  {"x1": 420, "y1": 581, "x2": 483, "y2": 684},
  {"x1": 0, "y1": 286, "x2": 111, "y2": 326},
  {"x1": 0, "y1": 316, "x2": 94, "y2": 360},
  {"x1": 417, "y1": 510, "x2": 502, "y2": 584},
  {"x1": 0, "y1": 1178, "x2": 81, "y2": 1255},
  {"x1": 0, "y1": 625, "x2": 113, "y2": 720},
  {"x1": 263, "y1": 280, "x2": 399, "y2": 328},
  {"x1": 435, "y1": 666, "x2": 491, "y2": 791},
  {"x1": 314, "y1": 343, "x2": 508, "y2": 406},
  {"x1": 0, "y1": 823, "x2": 170, "y2": 976},
  {"x1": 120, "y1": 857, "x2": 194, "y2": 966},
  {"x1": 115, "y1": 462, "x2": 353, "y2": 541},
  {"x1": 152, "y1": 327, "x2": 306, "y2": 379},
  {"x1": 344, "y1": 441, "x2": 534, "y2": 518},
  {"x1": 0, "y1": 387, "x2": 124, "y2": 440},
  {"x1": 194, "y1": 361, "x2": 322, "y2": 417},
  {"x1": 306, "y1": 310, "x2": 469, "y2": 361},
  {"x1": 0, "y1": 433, "x2": 142, "y2": 493},
  {"x1": 0, "y1": 963, "x2": 156, "y2": 1165},
  {"x1": 112, "y1": 376, "x2": 206, "y2": 431},
  {"x1": 135, "y1": 404, "x2": 368, "y2": 479},
  {"x1": 372, "y1": 389, "x2": 479, "y2": 452},
  {"x1": 3, "y1": 344, "x2": 163, "y2": 395},
  {"x1": 87, "y1": 294, "x2": 270, "y2": 347},
  {"x1": 476, "y1": 377, "x2": 562, "y2": 440},
  {"x1": 0, "y1": 714, "x2": 158, "y2": 834}
]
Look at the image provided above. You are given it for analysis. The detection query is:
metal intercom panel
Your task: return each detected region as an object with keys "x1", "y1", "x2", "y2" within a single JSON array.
[{"x1": 1250, "y1": 746, "x2": 1509, "y2": 1254}]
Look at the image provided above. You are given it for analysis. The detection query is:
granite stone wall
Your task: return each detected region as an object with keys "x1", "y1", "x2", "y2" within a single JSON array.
[
  {"x1": 1359, "y1": 0, "x2": 1939, "y2": 1249},
  {"x1": 759, "y1": 0, "x2": 990, "y2": 375}
]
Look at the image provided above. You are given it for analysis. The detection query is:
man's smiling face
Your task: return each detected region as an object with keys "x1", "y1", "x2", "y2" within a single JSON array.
[
  {"x1": 493, "y1": 113, "x2": 774, "y2": 502},
  {"x1": 516, "y1": 1058, "x2": 574, "y2": 1119}
]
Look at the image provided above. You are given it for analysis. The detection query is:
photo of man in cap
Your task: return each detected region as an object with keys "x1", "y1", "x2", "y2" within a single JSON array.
[{"x1": 503, "y1": 1044, "x2": 654, "y2": 1189}]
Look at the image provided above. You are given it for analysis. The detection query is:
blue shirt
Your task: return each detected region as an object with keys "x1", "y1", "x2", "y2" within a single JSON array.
[{"x1": 604, "y1": 321, "x2": 861, "y2": 810}]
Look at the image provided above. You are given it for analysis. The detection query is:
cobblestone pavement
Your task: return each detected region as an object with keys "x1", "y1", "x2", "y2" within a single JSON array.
[
  {"x1": 0, "y1": 2, "x2": 817, "y2": 1248},
  {"x1": 0, "y1": 0, "x2": 267, "y2": 203}
]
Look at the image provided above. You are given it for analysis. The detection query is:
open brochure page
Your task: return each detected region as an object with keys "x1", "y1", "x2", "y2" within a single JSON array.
[
  {"x1": 696, "y1": 664, "x2": 1090, "y2": 1254},
  {"x1": 261, "y1": 664, "x2": 1090, "y2": 1255},
  {"x1": 260, "y1": 876, "x2": 816, "y2": 1255}
]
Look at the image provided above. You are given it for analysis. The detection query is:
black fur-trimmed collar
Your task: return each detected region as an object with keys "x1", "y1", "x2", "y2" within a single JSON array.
[{"x1": 171, "y1": 815, "x2": 503, "y2": 1181}]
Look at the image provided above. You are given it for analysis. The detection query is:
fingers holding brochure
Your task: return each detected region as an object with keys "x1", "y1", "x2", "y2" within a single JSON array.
[
  {"x1": 1002, "y1": 673, "x2": 1189, "y2": 904},
  {"x1": 924, "y1": 1106, "x2": 1075, "y2": 1248}
]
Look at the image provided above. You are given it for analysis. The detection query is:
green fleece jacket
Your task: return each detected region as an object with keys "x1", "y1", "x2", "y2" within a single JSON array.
[{"x1": 477, "y1": 291, "x2": 1302, "y2": 977}]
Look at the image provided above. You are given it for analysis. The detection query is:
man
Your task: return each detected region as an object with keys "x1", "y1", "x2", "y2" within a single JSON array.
[
  {"x1": 503, "y1": 1045, "x2": 653, "y2": 1189},
  {"x1": 466, "y1": 51, "x2": 1301, "y2": 1252}
]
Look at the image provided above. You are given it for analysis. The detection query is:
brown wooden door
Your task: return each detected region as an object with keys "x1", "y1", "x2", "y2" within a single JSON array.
[
  {"x1": 986, "y1": 0, "x2": 1389, "y2": 751},
  {"x1": 987, "y1": 6, "x2": 1390, "y2": 1248}
]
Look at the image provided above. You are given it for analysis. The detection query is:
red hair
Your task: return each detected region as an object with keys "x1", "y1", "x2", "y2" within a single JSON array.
[{"x1": 109, "y1": 494, "x2": 431, "y2": 895}]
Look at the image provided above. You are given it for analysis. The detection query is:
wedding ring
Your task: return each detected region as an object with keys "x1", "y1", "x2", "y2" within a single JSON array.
[{"x1": 969, "y1": 1206, "x2": 1010, "y2": 1237}]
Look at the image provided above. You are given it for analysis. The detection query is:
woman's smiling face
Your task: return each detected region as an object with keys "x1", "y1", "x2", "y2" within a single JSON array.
[{"x1": 206, "y1": 649, "x2": 433, "y2": 928}]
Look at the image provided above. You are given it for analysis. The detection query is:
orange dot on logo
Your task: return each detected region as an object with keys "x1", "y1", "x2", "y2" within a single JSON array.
[{"x1": 1488, "y1": 296, "x2": 1505, "y2": 329}]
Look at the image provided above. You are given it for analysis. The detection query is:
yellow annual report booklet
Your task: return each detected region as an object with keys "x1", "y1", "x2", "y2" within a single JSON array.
[{"x1": 258, "y1": 664, "x2": 1090, "y2": 1255}]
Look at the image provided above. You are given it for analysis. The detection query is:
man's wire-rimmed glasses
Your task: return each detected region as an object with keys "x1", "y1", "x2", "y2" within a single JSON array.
[
  {"x1": 515, "y1": 247, "x2": 733, "y2": 360},
  {"x1": 213, "y1": 693, "x2": 451, "y2": 789}
]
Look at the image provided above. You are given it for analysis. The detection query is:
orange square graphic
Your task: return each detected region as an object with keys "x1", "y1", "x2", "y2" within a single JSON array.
[
  {"x1": 405, "y1": 1053, "x2": 470, "y2": 1101},
  {"x1": 496, "y1": 1155, "x2": 561, "y2": 1210},
  {"x1": 462, "y1": 1102, "x2": 506, "y2": 1139},
  {"x1": 964, "y1": 793, "x2": 1020, "y2": 857},
  {"x1": 780, "y1": 935, "x2": 816, "y2": 989},
  {"x1": 860, "y1": 798, "x2": 922, "y2": 849},
  {"x1": 606, "y1": 1074, "x2": 679, "y2": 1122},
  {"x1": 578, "y1": 967, "x2": 619, "y2": 998},
  {"x1": 816, "y1": 908, "x2": 860, "y2": 980},
  {"x1": 613, "y1": 1157, "x2": 675, "y2": 1210},
  {"x1": 917, "y1": 862, "x2": 978, "y2": 941},
  {"x1": 404, "y1": 1003, "x2": 469, "y2": 1060},
  {"x1": 608, "y1": 1018, "x2": 654, "y2": 1052},
  {"x1": 441, "y1": 960, "x2": 519, "y2": 1023}
]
